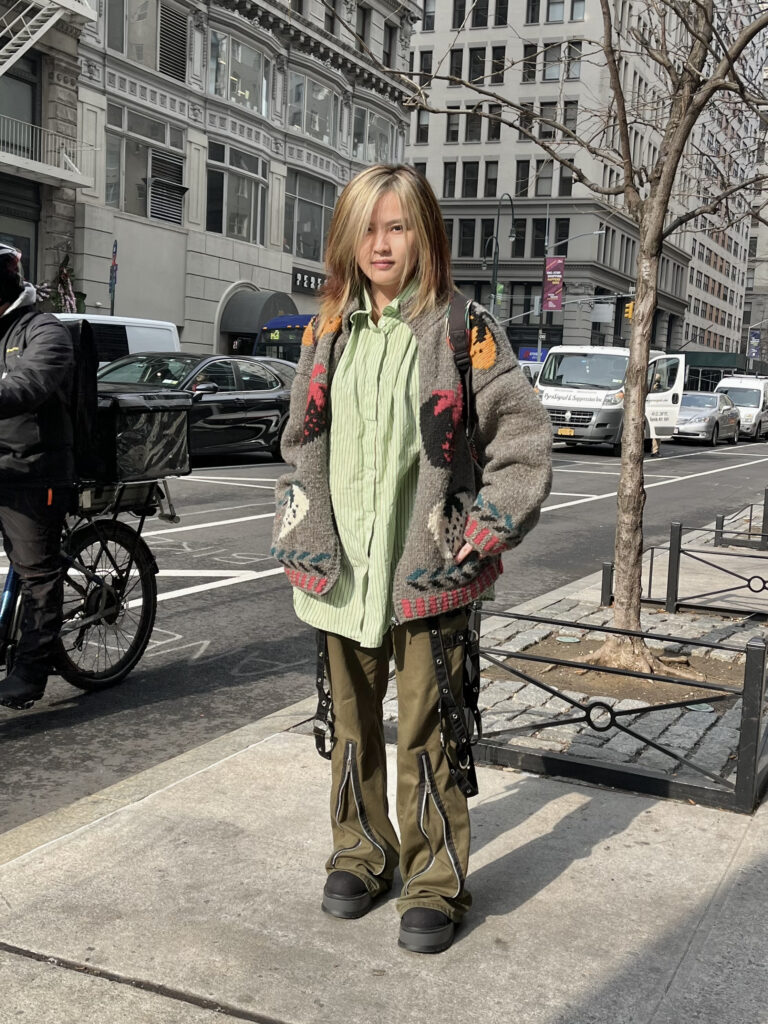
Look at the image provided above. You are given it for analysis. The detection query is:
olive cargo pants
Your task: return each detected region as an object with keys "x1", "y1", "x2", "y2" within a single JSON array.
[{"x1": 324, "y1": 609, "x2": 472, "y2": 922}]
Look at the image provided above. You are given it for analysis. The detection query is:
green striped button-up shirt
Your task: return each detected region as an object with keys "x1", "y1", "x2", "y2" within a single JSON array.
[{"x1": 293, "y1": 286, "x2": 420, "y2": 647}]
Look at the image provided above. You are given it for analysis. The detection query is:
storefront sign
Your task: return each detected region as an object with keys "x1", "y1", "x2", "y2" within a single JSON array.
[{"x1": 293, "y1": 267, "x2": 327, "y2": 295}]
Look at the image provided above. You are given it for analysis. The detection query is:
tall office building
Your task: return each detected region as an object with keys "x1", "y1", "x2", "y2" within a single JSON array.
[{"x1": 405, "y1": 0, "x2": 764, "y2": 360}]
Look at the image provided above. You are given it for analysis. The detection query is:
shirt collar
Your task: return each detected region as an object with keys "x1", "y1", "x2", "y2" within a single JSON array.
[{"x1": 352, "y1": 279, "x2": 419, "y2": 322}]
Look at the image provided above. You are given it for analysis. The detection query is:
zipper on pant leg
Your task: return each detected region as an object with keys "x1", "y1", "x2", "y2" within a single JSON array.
[
  {"x1": 331, "y1": 739, "x2": 387, "y2": 874},
  {"x1": 404, "y1": 750, "x2": 464, "y2": 898}
]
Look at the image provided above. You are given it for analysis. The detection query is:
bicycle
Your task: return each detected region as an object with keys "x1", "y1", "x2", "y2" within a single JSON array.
[{"x1": 0, "y1": 478, "x2": 179, "y2": 706}]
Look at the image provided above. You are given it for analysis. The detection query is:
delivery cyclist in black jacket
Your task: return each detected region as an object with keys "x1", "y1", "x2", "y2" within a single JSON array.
[{"x1": 0, "y1": 244, "x2": 75, "y2": 710}]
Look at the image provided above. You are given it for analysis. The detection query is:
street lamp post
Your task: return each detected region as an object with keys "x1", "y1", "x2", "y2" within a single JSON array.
[{"x1": 481, "y1": 192, "x2": 516, "y2": 316}]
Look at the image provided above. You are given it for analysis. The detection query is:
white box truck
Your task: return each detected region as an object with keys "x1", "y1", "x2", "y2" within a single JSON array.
[
  {"x1": 534, "y1": 346, "x2": 685, "y2": 453},
  {"x1": 55, "y1": 314, "x2": 180, "y2": 365}
]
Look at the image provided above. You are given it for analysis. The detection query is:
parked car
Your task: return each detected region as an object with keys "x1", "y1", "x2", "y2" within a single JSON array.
[
  {"x1": 713, "y1": 376, "x2": 768, "y2": 439},
  {"x1": 97, "y1": 352, "x2": 291, "y2": 460},
  {"x1": 672, "y1": 391, "x2": 740, "y2": 445},
  {"x1": 257, "y1": 355, "x2": 298, "y2": 384}
]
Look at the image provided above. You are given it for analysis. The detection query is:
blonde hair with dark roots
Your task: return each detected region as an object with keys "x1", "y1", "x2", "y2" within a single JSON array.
[{"x1": 317, "y1": 164, "x2": 453, "y2": 333}]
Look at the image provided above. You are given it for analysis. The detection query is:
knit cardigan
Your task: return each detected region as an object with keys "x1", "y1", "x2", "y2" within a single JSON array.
[{"x1": 271, "y1": 294, "x2": 552, "y2": 624}]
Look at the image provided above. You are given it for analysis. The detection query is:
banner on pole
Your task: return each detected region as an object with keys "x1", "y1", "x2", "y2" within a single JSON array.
[
  {"x1": 748, "y1": 328, "x2": 761, "y2": 359},
  {"x1": 542, "y1": 256, "x2": 564, "y2": 312}
]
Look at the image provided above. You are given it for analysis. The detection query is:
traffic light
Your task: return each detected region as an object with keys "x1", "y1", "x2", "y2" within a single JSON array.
[{"x1": 624, "y1": 301, "x2": 634, "y2": 321}]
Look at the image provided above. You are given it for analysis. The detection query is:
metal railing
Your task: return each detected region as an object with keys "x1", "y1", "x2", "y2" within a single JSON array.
[
  {"x1": 0, "y1": 113, "x2": 95, "y2": 182},
  {"x1": 472, "y1": 611, "x2": 768, "y2": 814},
  {"x1": 714, "y1": 488, "x2": 768, "y2": 551}
]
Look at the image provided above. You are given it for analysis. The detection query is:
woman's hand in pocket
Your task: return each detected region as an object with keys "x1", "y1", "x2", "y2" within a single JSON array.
[{"x1": 454, "y1": 542, "x2": 475, "y2": 565}]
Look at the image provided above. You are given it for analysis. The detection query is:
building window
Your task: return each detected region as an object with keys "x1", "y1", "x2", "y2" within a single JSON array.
[
  {"x1": 352, "y1": 106, "x2": 396, "y2": 161},
  {"x1": 443, "y1": 161, "x2": 457, "y2": 198},
  {"x1": 289, "y1": 0, "x2": 303, "y2": 12},
  {"x1": 487, "y1": 103, "x2": 501, "y2": 140},
  {"x1": 462, "y1": 161, "x2": 479, "y2": 198},
  {"x1": 288, "y1": 73, "x2": 339, "y2": 146},
  {"x1": 495, "y1": 0, "x2": 508, "y2": 25},
  {"x1": 422, "y1": 0, "x2": 435, "y2": 30},
  {"x1": 324, "y1": 0, "x2": 340, "y2": 34},
  {"x1": 543, "y1": 43, "x2": 561, "y2": 81},
  {"x1": 539, "y1": 101, "x2": 557, "y2": 139},
  {"x1": 449, "y1": 48, "x2": 463, "y2": 82},
  {"x1": 472, "y1": 0, "x2": 489, "y2": 27},
  {"x1": 465, "y1": 105, "x2": 482, "y2": 142},
  {"x1": 355, "y1": 4, "x2": 370, "y2": 50},
  {"x1": 108, "y1": 0, "x2": 188, "y2": 80},
  {"x1": 413, "y1": 161, "x2": 427, "y2": 177},
  {"x1": 419, "y1": 50, "x2": 433, "y2": 86},
  {"x1": 452, "y1": 0, "x2": 466, "y2": 28},
  {"x1": 532, "y1": 218, "x2": 548, "y2": 257},
  {"x1": 480, "y1": 218, "x2": 495, "y2": 259},
  {"x1": 490, "y1": 46, "x2": 505, "y2": 84},
  {"x1": 513, "y1": 219, "x2": 526, "y2": 258},
  {"x1": 519, "y1": 103, "x2": 533, "y2": 139},
  {"x1": 415, "y1": 109, "x2": 429, "y2": 144},
  {"x1": 522, "y1": 44, "x2": 537, "y2": 82},
  {"x1": 571, "y1": 0, "x2": 585, "y2": 19},
  {"x1": 535, "y1": 159, "x2": 553, "y2": 196},
  {"x1": 459, "y1": 218, "x2": 476, "y2": 258},
  {"x1": 207, "y1": 143, "x2": 268, "y2": 246},
  {"x1": 559, "y1": 163, "x2": 574, "y2": 196},
  {"x1": 283, "y1": 170, "x2": 335, "y2": 262},
  {"x1": 484, "y1": 160, "x2": 498, "y2": 198},
  {"x1": 383, "y1": 23, "x2": 397, "y2": 65},
  {"x1": 554, "y1": 217, "x2": 570, "y2": 255},
  {"x1": 563, "y1": 100, "x2": 578, "y2": 135},
  {"x1": 106, "y1": 106, "x2": 186, "y2": 224},
  {"x1": 444, "y1": 218, "x2": 454, "y2": 252},
  {"x1": 515, "y1": 159, "x2": 530, "y2": 197},
  {"x1": 547, "y1": 0, "x2": 564, "y2": 20},
  {"x1": 469, "y1": 47, "x2": 485, "y2": 84},
  {"x1": 446, "y1": 108, "x2": 460, "y2": 142},
  {"x1": 209, "y1": 32, "x2": 270, "y2": 117},
  {"x1": 566, "y1": 40, "x2": 582, "y2": 79},
  {"x1": 526, "y1": 0, "x2": 540, "y2": 22}
]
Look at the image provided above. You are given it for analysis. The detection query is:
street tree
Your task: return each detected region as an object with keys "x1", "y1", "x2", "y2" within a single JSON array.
[{"x1": 383, "y1": 0, "x2": 768, "y2": 670}]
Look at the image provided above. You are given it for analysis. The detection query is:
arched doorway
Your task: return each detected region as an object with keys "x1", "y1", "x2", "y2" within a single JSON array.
[{"x1": 216, "y1": 283, "x2": 298, "y2": 355}]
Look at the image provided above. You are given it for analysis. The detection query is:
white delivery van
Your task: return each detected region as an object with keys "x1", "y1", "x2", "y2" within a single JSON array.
[
  {"x1": 535, "y1": 346, "x2": 685, "y2": 453},
  {"x1": 713, "y1": 376, "x2": 768, "y2": 440},
  {"x1": 55, "y1": 314, "x2": 180, "y2": 365}
]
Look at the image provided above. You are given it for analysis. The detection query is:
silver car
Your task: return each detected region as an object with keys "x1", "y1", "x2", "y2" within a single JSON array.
[{"x1": 672, "y1": 391, "x2": 740, "y2": 445}]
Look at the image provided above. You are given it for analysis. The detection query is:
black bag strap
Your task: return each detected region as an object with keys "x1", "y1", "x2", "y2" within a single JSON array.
[
  {"x1": 447, "y1": 292, "x2": 476, "y2": 438},
  {"x1": 313, "y1": 630, "x2": 334, "y2": 759},
  {"x1": 427, "y1": 616, "x2": 479, "y2": 798}
]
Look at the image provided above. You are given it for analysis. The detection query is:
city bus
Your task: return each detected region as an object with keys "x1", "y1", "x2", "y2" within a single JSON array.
[{"x1": 252, "y1": 314, "x2": 313, "y2": 363}]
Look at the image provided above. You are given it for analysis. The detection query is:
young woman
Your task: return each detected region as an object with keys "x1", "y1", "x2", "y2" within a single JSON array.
[{"x1": 272, "y1": 164, "x2": 552, "y2": 954}]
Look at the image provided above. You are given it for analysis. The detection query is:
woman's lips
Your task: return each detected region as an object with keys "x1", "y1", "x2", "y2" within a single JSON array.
[{"x1": 372, "y1": 261, "x2": 394, "y2": 269}]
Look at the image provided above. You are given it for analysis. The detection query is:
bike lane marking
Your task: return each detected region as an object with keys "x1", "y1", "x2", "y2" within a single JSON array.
[{"x1": 544, "y1": 455, "x2": 768, "y2": 512}]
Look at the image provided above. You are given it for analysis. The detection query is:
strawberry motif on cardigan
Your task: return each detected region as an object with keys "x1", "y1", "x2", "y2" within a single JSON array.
[
  {"x1": 302, "y1": 364, "x2": 328, "y2": 444},
  {"x1": 420, "y1": 387, "x2": 464, "y2": 468}
]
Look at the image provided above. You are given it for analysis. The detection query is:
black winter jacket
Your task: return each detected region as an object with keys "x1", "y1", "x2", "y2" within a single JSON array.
[{"x1": 0, "y1": 286, "x2": 75, "y2": 487}]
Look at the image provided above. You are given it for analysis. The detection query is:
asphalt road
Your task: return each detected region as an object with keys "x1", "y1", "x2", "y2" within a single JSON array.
[{"x1": 2, "y1": 437, "x2": 768, "y2": 833}]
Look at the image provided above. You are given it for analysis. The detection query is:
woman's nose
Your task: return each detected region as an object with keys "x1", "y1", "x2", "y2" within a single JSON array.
[{"x1": 372, "y1": 231, "x2": 390, "y2": 252}]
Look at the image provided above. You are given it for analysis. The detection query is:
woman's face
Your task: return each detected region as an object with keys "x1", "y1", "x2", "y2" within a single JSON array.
[{"x1": 356, "y1": 191, "x2": 417, "y2": 304}]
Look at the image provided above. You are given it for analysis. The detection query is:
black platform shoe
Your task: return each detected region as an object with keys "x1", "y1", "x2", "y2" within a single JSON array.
[
  {"x1": 398, "y1": 907, "x2": 455, "y2": 954},
  {"x1": 321, "y1": 870, "x2": 374, "y2": 919}
]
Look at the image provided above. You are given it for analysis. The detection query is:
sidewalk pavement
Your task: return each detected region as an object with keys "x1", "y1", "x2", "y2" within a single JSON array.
[{"x1": 2, "y1": 524, "x2": 768, "y2": 1023}]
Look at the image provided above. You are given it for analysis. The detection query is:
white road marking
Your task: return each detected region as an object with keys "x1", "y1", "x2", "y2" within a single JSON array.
[
  {"x1": 128, "y1": 565, "x2": 284, "y2": 606},
  {"x1": 543, "y1": 455, "x2": 768, "y2": 512},
  {"x1": 550, "y1": 491, "x2": 598, "y2": 498},
  {"x1": 181, "y1": 502, "x2": 265, "y2": 516},
  {"x1": 143, "y1": 513, "x2": 274, "y2": 537},
  {"x1": 176, "y1": 477, "x2": 276, "y2": 489}
]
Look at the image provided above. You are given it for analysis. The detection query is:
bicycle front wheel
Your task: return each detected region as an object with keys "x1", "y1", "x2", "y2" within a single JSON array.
[{"x1": 55, "y1": 519, "x2": 158, "y2": 690}]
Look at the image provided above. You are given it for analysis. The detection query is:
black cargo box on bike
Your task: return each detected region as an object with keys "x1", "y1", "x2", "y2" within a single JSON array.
[{"x1": 93, "y1": 387, "x2": 192, "y2": 483}]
